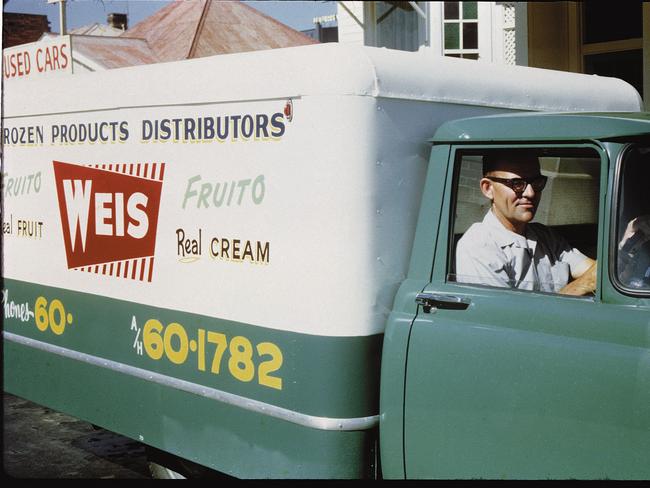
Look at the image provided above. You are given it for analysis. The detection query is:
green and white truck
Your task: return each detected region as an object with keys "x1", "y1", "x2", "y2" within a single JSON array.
[{"x1": 3, "y1": 43, "x2": 649, "y2": 479}]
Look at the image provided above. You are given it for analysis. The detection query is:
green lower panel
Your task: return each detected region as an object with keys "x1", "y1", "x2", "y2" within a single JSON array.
[
  {"x1": 4, "y1": 341, "x2": 376, "y2": 478},
  {"x1": 3, "y1": 279, "x2": 381, "y2": 478}
]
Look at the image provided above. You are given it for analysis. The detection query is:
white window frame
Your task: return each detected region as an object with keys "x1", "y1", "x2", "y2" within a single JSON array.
[
  {"x1": 441, "y1": 1, "x2": 480, "y2": 58},
  {"x1": 427, "y1": 2, "x2": 492, "y2": 60}
]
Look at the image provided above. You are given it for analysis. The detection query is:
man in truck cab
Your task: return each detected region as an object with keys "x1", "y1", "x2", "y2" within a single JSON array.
[{"x1": 455, "y1": 151, "x2": 597, "y2": 296}]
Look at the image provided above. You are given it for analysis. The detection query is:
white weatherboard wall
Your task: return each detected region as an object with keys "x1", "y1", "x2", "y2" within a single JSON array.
[
  {"x1": 2, "y1": 44, "x2": 643, "y2": 338},
  {"x1": 337, "y1": 1, "x2": 366, "y2": 45}
]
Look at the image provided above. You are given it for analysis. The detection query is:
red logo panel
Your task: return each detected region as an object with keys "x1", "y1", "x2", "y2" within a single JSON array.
[{"x1": 53, "y1": 161, "x2": 165, "y2": 282}]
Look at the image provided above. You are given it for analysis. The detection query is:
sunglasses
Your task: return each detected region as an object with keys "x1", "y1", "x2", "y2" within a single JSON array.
[{"x1": 485, "y1": 175, "x2": 548, "y2": 194}]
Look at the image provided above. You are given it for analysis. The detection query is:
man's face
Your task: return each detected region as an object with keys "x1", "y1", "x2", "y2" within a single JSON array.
[{"x1": 480, "y1": 159, "x2": 543, "y2": 234}]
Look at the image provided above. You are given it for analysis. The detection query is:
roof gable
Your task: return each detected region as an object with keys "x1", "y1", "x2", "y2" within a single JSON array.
[{"x1": 122, "y1": 0, "x2": 317, "y2": 61}]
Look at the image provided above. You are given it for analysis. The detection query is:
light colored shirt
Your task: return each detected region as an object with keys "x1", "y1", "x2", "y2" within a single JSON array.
[{"x1": 455, "y1": 210, "x2": 588, "y2": 292}]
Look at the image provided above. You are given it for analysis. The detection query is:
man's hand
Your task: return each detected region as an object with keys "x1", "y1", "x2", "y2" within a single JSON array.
[{"x1": 560, "y1": 261, "x2": 597, "y2": 296}]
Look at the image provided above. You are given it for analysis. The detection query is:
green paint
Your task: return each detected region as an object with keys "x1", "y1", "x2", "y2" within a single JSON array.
[
  {"x1": 403, "y1": 289, "x2": 650, "y2": 479},
  {"x1": 4, "y1": 340, "x2": 377, "y2": 478},
  {"x1": 3, "y1": 279, "x2": 381, "y2": 478},
  {"x1": 396, "y1": 135, "x2": 650, "y2": 479},
  {"x1": 432, "y1": 112, "x2": 650, "y2": 143},
  {"x1": 3, "y1": 279, "x2": 381, "y2": 418}
]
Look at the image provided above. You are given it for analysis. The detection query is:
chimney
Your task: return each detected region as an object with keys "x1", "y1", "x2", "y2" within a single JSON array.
[{"x1": 107, "y1": 13, "x2": 128, "y2": 31}]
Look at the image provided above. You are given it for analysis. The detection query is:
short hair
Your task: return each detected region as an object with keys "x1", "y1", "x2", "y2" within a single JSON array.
[{"x1": 483, "y1": 150, "x2": 540, "y2": 176}]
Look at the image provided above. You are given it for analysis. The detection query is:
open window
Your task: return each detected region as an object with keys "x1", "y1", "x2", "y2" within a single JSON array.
[
  {"x1": 448, "y1": 146, "x2": 601, "y2": 294},
  {"x1": 614, "y1": 144, "x2": 650, "y2": 295}
]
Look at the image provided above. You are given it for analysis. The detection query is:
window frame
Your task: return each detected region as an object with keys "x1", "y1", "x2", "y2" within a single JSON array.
[
  {"x1": 580, "y1": 2, "x2": 644, "y2": 96},
  {"x1": 444, "y1": 143, "x2": 607, "y2": 298},
  {"x1": 442, "y1": 1, "x2": 480, "y2": 59},
  {"x1": 609, "y1": 142, "x2": 650, "y2": 298}
]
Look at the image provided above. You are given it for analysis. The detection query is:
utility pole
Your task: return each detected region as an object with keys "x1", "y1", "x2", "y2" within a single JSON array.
[{"x1": 47, "y1": 0, "x2": 67, "y2": 35}]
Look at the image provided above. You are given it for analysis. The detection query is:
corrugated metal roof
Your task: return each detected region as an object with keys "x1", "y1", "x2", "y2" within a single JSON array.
[
  {"x1": 71, "y1": 35, "x2": 160, "y2": 69},
  {"x1": 122, "y1": 0, "x2": 317, "y2": 61},
  {"x1": 69, "y1": 23, "x2": 125, "y2": 37}
]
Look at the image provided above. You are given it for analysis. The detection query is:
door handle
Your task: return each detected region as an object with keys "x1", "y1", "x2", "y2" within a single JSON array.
[{"x1": 415, "y1": 292, "x2": 471, "y2": 313}]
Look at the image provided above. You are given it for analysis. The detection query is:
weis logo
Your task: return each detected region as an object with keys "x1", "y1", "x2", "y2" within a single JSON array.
[{"x1": 53, "y1": 161, "x2": 165, "y2": 282}]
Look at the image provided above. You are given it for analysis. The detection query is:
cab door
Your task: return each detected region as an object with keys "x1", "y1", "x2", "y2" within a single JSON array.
[{"x1": 403, "y1": 144, "x2": 650, "y2": 479}]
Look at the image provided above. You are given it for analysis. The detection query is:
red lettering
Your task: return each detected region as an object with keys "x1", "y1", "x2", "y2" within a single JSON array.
[
  {"x1": 22, "y1": 52, "x2": 31, "y2": 76},
  {"x1": 36, "y1": 47, "x2": 44, "y2": 72},
  {"x1": 44, "y1": 47, "x2": 52, "y2": 71},
  {"x1": 3, "y1": 54, "x2": 10, "y2": 79},
  {"x1": 59, "y1": 43, "x2": 69, "y2": 69},
  {"x1": 16, "y1": 52, "x2": 24, "y2": 76},
  {"x1": 52, "y1": 46, "x2": 61, "y2": 70},
  {"x1": 15, "y1": 53, "x2": 22, "y2": 76},
  {"x1": 9, "y1": 53, "x2": 16, "y2": 78},
  {"x1": 4, "y1": 42, "x2": 70, "y2": 79}
]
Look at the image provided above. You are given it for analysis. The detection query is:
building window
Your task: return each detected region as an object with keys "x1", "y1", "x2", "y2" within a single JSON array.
[
  {"x1": 583, "y1": 1, "x2": 642, "y2": 44},
  {"x1": 374, "y1": 1, "x2": 421, "y2": 52},
  {"x1": 443, "y1": 1, "x2": 479, "y2": 59},
  {"x1": 581, "y1": 1, "x2": 643, "y2": 96}
]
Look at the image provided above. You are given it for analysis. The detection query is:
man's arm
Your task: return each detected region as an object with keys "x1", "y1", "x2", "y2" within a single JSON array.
[{"x1": 559, "y1": 258, "x2": 596, "y2": 296}]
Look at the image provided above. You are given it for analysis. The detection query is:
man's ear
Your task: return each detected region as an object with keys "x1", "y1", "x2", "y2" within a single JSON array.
[{"x1": 480, "y1": 177, "x2": 494, "y2": 200}]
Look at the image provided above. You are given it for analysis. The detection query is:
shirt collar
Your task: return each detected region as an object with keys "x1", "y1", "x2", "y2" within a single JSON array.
[{"x1": 483, "y1": 209, "x2": 531, "y2": 249}]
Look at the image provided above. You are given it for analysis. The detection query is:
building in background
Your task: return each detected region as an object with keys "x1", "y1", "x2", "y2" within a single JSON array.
[
  {"x1": 121, "y1": 0, "x2": 316, "y2": 62},
  {"x1": 69, "y1": 13, "x2": 128, "y2": 37},
  {"x1": 3, "y1": 0, "x2": 317, "y2": 76},
  {"x1": 337, "y1": 2, "x2": 519, "y2": 64},
  {"x1": 336, "y1": 1, "x2": 648, "y2": 105},
  {"x1": 302, "y1": 14, "x2": 339, "y2": 43},
  {"x1": 3, "y1": 12, "x2": 51, "y2": 47},
  {"x1": 526, "y1": 2, "x2": 645, "y2": 105}
]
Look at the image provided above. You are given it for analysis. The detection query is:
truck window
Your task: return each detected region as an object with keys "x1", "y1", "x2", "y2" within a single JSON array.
[
  {"x1": 449, "y1": 147, "x2": 601, "y2": 295},
  {"x1": 614, "y1": 144, "x2": 650, "y2": 294}
]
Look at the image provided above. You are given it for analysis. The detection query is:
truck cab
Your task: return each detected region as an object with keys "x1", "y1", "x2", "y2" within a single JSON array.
[{"x1": 383, "y1": 112, "x2": 650, "y2": 479}]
